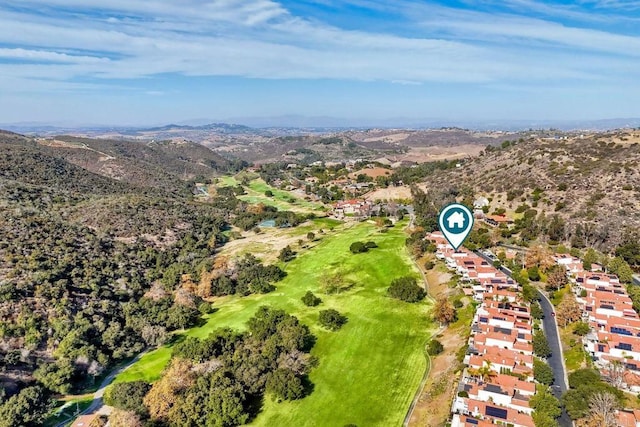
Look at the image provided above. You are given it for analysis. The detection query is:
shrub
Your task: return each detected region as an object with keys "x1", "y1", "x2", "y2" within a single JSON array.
[
  {"x1": 319, "y1": 309, "x2": 347, "y2": 331},
  {"x1": 265, "y1": 190, "x2": 274, "y2": 197},
  {"x1": 349, "y1": 242, "x2": 368, "y2": 254},
  {"x1": 453, "y1": 299, "x2": 464, "y2": 309},
  {"x1": 388, "y1": 276, "x2": 426, "y2": 303},
  {"x1": 424, "y1": 261, "x2": 435, "y2": 270},
  {"x1": 458, "y1": 391, "x2": 469, "y2": 397},
  {"x1": 365, "y1": 241, "x2": 378, "y2": 249},
  {"x1": 301, "y1": 291, "x2": 322, "y2": 307},
  {"x1": 427, "y1": 339, "x2": 444, "y2": 355},
  {"x1": 573, "y1": 322, "x2": 591, "y2": 336}
]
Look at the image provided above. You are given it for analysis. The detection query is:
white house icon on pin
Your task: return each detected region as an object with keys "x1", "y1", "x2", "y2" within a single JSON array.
[{"x1": 447, "y1": 211, "x2": 465, "y2": 229}]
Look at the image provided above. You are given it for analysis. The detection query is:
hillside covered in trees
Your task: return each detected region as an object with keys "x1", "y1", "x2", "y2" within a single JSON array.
[{"x1": 0, "y1": 131, "x2": 303, "y2": 423}]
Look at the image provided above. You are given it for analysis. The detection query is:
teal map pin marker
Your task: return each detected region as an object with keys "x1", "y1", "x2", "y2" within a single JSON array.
[{"x1": 438, "y1": 203, "x2": 474, "y2": 251}]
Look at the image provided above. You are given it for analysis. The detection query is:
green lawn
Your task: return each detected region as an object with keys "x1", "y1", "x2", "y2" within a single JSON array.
[
  {"x1": 559, "y1": 322, "x2": 586, "y2": 372},
  {"x1": 115, "y1": 221, "x2": 433, "y2": 426},
  {"x1": 217, "y1": 175, "x2": 326, "y2": 213}
]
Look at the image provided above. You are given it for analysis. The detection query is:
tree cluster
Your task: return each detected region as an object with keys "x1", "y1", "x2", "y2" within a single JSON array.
[
  {"x1": 562, "y1": 369, "x2": 624, "y2": 420},
  {"x1": 146, "y1": 306, "x2": 316, "y2": 425}
]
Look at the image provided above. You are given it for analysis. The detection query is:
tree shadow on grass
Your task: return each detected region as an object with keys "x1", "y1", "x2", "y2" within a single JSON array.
[
  {"x1": 301, "y1": 374, "x2": 315, "y2": 398},
  {"x1": 244, "y1": 393, "x2": 265, "y2": 423}
]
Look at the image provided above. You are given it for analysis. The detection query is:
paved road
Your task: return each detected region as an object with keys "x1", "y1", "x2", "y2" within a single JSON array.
[
  {"x1": 57, "y1": 351, "x2": 147, "y2": 427},
  {"x1": 537, "y1": 291, "x2": 572, "y2": 427},
  {"x1": 473, "y1": 251, "x2": 571, "y2": 427}
]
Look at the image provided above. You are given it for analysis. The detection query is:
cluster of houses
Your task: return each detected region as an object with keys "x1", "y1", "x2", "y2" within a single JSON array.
[
  {"x1": 555, "y1": 255, "x2": 640, "y2": 392},
  {"x1": 331, "y1": 199, "x2": 410, "y2": 220},
  {"x1": 553, "y1": 253, "x2": 640, "y2": 426},
  {"x1": 428, "y1": 232, "x2": 536, "y2": 427}
]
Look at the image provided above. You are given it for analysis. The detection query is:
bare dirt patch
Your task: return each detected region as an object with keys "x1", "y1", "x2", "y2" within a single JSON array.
[
  {"x1": 365, "y1": 186, "x2": 412, "y2": 201},
  {"x1": 217, "y1": 222, "x2": 351, "y2": 264},
  {"x1": 402, "y1": 144, "x2": 485, "y2": 162},
  {"x1": 348, "y1": 167, "x2": 392, "y2": 179},
  {"x1": 408, "y1": 264, "x2": 468, "y2": 427}
]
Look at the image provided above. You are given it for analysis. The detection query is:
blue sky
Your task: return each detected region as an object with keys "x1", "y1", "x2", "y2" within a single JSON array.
[{"x1": 1, "y1": 0, "x2": 640, "y2": 126}]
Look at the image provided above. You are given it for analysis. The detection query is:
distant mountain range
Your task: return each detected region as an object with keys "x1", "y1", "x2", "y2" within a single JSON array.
[{"x1": 2, "y1": 116, "x2": 640, "y2": 134}]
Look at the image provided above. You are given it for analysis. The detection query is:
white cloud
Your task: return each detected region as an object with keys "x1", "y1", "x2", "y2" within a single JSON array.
[{"x1": 0, "y1": 0, "x2": 638, "y2": 94}]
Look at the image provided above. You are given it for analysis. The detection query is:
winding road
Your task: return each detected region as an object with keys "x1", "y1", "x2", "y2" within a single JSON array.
[{"x1": 56, "y1": 351, "x2": 147, "y2": 427}]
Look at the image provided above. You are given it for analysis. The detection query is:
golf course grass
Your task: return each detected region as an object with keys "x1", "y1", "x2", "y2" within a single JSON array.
[
  {"x1": 216, "y1": 175, "x2": 325, "y2": 213},
  {"x1": 115, "y1": 221, "x2": 433, "y2": 426}
]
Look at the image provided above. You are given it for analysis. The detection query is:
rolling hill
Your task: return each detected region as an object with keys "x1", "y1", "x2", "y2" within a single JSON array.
[{"x1": 423, "y1": 129, "x2": 640, "y2": 250}]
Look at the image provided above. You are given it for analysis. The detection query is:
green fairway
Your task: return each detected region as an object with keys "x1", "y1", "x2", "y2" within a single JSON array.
[
  {"x1": 217, "y1": 175, "x2": 326, "y2": 213},
  {"x1": 115, "y1": 221, "x2": 433, "y2": 426}
]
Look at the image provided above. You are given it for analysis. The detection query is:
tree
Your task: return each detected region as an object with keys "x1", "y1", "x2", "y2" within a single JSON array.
[
  {"x1": 607, "y1": 257, "x2": 633, "y2": 283},
  {"x1": 319, "y1": 309, "x2": 347, "y2": 331},
  {"x1": 533, "y1": 330, "x2": 552, "y2": 358},
  {"x1": 534, "y1": 358, "x2": 555, "y2": 385},
  {"x1": 110, "y1": 409, "x2": 143, "y2": 427},
  {"x1": 33, "y1": 358, "x2": 75, "y2": 394},
  {"x1": 265, "y1": 190, "x2": 274, "y2": 197},
  {"x1": 583, "y1": 248, "x2": 599, "y2": 271},
  {"x1": 427, "y1": 339, "x2": 444, "y2": 355},
  {"x1": 531, "y1": 302, "x2": 544, "y2": 320},
  {"x1": 104, "y1": 381, "x2": 151, "y2": 416},
  {"x1": 306, "y1": 232, "x2": 315, "y2": 241},
  {"x1": 141, "y1": 324, "x2": 168, "y2": 346},
  {"x1": 556, "y1": 296, "x2": 582, "y2": 327},
  {"x1": 266, "y1": 368, "x2": 305, "y2": 401},
  {"x1": 0, "y1": 386, "x2": 54, "y2": 427},
  {"x1": 168, "y1": 370, "x2": 249, "y2": 427},
  {"x1": 616, "y1": 239, "x2": 640, "y2": 269},
  {"x1": 144, "y1": 358, "x2": 196, "y2": 421},
  {"x1": 563, "y1": 369, "x2": 624, "y2": 420},
  {"x1": 349, "y1": 242, "x2": 368, "y2": 254},
  {"x1": 525, "y1": 245, "x2": 555, "y2": 271},
  {"x1": 475, "y1": 360, "x2": 497, "y2": 382},
  {"x1": 522, "y1": 283, "x2": 539, "y2": 303},
  {"x1": 605, "y1": 360, "x2": 625, "y2": 388},
  {"x1": 388, "y1": 276, "x2": 426, "y2": 303},
  {"x1": 527, "y1": 265, "x2": 541, "y2": 281},
  {"x1": 547, "y1": 214, "x2": 566, "y2": 243},
  {"x1": 301, "y1": 291, "x2": 321, "y2": 307},
  {"x1": 546, "y1": 265, "x2": 568, "y2": 291},
  {"x1": 433, "y1": 297, "x2": 456, "y2": 325},
  {"x1": 586, "y1": 392, "x2": 619, "y2": 427},
  {"x1": 320, "y1": 271, "x2": 349, "y2": 295},
  {"x1": 531, "y1": 385, "x2": 562, "y2": 427},
  {"x1": 278, "y1": 246, "x2": 296, "y2": 262}
]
